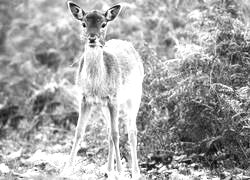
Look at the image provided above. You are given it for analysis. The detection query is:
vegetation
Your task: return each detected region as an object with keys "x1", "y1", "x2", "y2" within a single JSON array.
[{"x1": 0, "y1": 0, "x2": 249, "y2": 179}]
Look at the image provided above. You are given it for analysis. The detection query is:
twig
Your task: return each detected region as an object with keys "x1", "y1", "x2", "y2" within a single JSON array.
[{"x1": 209, "y1": 55, "x2": 217, "y2": 87}]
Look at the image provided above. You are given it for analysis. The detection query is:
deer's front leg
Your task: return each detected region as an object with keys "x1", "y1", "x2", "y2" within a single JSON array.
[
  {"x1": 108, "y1": 102, "x2": 122, "y2": 173},
  {"x1": 102, "y1": 107, "x2": 115, "y2": 174},
  {"x1": 61, "y1": 100, "x2": 92, "y2": 176}
]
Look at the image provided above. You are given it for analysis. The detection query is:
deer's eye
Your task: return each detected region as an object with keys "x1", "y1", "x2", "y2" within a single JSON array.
[
  {"x1": 101, "y1": 22, "x2": 107, "y2": 28},
  {"x1": 82, "y1": 22, "x2": 86, "y2": 28}
]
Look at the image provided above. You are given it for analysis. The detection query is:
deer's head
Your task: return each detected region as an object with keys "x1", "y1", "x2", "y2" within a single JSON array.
[{"x1": 67, "y1": 1, "x2": 122, "y2": 48}]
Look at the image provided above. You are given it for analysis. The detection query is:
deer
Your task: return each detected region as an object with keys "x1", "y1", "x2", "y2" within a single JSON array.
[{"x1": 62, "y1": 1, "x2": 144, "y2": 179}]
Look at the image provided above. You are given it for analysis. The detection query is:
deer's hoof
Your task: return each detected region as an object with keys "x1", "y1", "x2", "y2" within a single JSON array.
[
  {"x1": 132, "y1": 173, "x2": 145, "y2": 180},
  {"x1": 105, "y1": 171, "x2": 127, "y2": 180},
  {"x1": 104, "y1": 171, "x2": 116, "y2": 179},
  {"x1": 60, "y1": 165, "x2": 74, "y2": 177}
]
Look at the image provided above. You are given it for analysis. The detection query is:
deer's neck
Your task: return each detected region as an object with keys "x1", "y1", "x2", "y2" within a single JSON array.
[
  {"x1": 82, "y1": 46, "x2": 107, "y2": 96},
  {"x1": 84, "y1": 46, "x2": 105, "y2": 79}
]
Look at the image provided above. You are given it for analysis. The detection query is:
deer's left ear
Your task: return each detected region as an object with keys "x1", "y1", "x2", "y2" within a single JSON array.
[{"x1": 105, "y1": 4, "x2": 122, "y2": 21}]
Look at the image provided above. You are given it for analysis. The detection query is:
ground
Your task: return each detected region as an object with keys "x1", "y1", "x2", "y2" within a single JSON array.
[{"x1": 1, "y1": 118, "x2": 249, "y2": 180}]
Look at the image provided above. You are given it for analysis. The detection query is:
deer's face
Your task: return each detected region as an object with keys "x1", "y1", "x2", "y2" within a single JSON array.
[{"x1": 67, "y1": 1, "x2": 122, "y2": 48}]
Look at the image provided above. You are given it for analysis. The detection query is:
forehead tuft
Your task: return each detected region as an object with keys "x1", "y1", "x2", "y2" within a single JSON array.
[{"x1": 85, "y1": 10, "x2": 105, "y2": 22}]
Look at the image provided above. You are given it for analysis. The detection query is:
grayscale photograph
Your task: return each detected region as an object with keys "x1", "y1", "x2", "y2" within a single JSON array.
[{"x1": 0, "y1": 0, "x2": 249, "y2": 179}]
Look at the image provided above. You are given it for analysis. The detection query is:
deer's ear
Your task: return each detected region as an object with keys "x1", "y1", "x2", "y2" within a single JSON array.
[
  {"x1": 67, "y1": 1, "x2": 85, "y2": 20},
  {"x1": 105, "y1": 4, "x2": 122, "y2": 21}
]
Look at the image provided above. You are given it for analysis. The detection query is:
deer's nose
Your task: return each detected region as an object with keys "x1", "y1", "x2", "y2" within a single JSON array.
[{"x1": 88, "y1": 34, "x2": 97, "y2": 42}]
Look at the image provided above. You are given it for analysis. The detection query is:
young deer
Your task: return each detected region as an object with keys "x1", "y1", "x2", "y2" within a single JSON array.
[{"x1": 63, "y1": 1, "x2": 144, "y2": 179}]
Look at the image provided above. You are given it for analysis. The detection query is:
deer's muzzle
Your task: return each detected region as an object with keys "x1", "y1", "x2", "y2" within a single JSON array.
[{"x1": 88, "y1": 34, "x2": 102, "y2": 47}]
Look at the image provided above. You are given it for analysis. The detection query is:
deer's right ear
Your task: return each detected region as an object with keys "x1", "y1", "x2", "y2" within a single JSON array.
[{"x1": 67, "y1": 1, "x2": 85, "y2": 21}]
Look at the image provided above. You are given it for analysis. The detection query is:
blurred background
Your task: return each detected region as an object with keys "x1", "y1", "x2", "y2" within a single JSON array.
[{"x1": 0, "y1": 0, "x2": 250, "y2": 179}]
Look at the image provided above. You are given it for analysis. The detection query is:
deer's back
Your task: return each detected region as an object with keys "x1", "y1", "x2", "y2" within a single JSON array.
[
  {"x1": 104, "y1": 39, "x2": 143, "y2": 84},
  {"x1": 104, "y1": 39, "x2": 144, "y2": 103}
]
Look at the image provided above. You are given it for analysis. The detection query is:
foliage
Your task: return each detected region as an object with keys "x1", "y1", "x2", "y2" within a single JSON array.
[{"x1": 137, "y1": 0, "x2": 250, "y2": 170}]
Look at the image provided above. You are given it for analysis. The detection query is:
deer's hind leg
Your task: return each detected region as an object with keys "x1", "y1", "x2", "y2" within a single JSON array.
[{"x1": 126, "y1": 96, "x2": 141, "y2": 179}]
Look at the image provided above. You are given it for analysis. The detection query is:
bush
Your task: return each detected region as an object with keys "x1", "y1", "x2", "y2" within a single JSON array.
[{"x1": 136, "y1": 0, "x2": 250, "y2": 169}]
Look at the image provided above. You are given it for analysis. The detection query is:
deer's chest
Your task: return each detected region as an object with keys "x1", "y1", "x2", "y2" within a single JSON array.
[
  {"x1": 79, "y1": 70, "x2": 107, "y2": 96},
  {"x1": 77, "y1": 48, "x2": 121, "y2": 104},
  {"x1": 78, "y1": 66, "x2": 119, "y2": 100}
]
